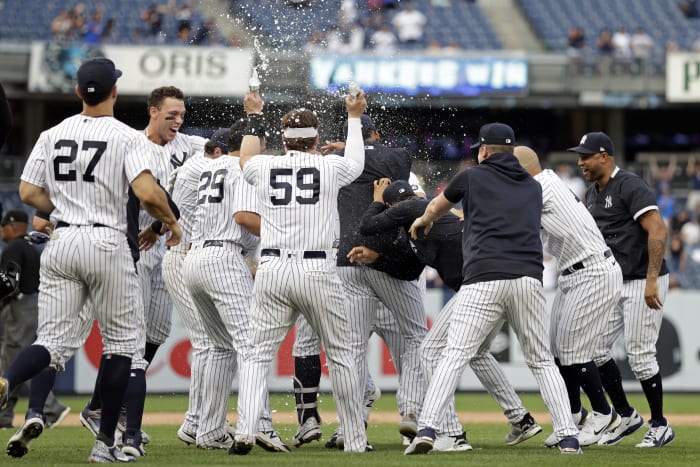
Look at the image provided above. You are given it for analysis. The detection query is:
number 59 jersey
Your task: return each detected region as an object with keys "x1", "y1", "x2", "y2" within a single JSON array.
[
  {"x1": 21, "y1": 115, "x2": 155, "y2": 233},
  {"x1": 242, "y1": 150, "x2": 362, "y2": 251}
]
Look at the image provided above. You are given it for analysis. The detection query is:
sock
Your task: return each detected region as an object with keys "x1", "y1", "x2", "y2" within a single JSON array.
[
  {"x1": 28, "y1": 368, "x2": 57, "y2": 415},
  {"x1": 125, "y1": 369, "x2": 146, "y2": 434},
  {"x1": 598, "y1": 359, "x2": 633, "y2": 417},
  {"x1": 641, "y1": 373, "x2": 665, "y2": 424},
  {"x1": 557, "y1": 364, "x2": 583, "y2": 414},
  {"x1": 294, "y1": 355, "x2": 321, "y2": 424},
  {"x1": 88, "y1": 363, "x2": 104, "y2": 411},
  {"x1": 4, "y1": 345, "x2": 51, "y2": 392},
  {"x1": 144, "y1": 342, "x2": 160, "y2": 364},
  {"x1": 578, "y1": 361, "x2": 611, "y2": 415},
  {"x1": 97, "y1": 354, "x2": 132, "y2": 446}
]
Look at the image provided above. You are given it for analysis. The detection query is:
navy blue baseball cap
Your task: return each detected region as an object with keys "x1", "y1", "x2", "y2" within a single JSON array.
[
  {"x1": 77, "y1": 57, "x2": 122, "y2": 95},
  {"x1": 470, "y1": 122, "x2": 516, "y2": 149},
  {"x1": 343, "y1": 114, "x2": 377, "y2": 139},
  {"x1": 567, "y1": 131, "x2": 614, "y2": 155},
  {"x1": 383, "y1": 180, "x2": 415, "y2": 204},
  {"x1": 209, "y1": 128, "x2": 230, "y2": 152}
]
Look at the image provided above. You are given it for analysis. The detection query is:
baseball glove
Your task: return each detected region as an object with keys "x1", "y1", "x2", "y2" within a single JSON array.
[{"x1": 0, "y1": 261, "x2": 21, "y2": 305}]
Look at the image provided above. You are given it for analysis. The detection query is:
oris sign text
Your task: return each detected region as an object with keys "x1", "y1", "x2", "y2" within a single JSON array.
[{"x1": 29, "y1": 43, "x2": 253, "y2": 97}]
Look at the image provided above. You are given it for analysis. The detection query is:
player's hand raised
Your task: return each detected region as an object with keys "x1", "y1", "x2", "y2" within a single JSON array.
[
  {"x1": 321, "y1": 140, "x2": 346, "y2": 155},
  {"x1": 244, "y1": 90, "x2": 264, "y2": 115},
  {"x1": 346, "y1": 90, "x2": 367, "y2": 117}
]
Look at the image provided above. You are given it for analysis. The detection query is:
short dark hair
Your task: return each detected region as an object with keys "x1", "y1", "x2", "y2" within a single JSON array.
[
  {"x1": 82, "y1": 89, "x2": 112, "y2": 106},
  {"x1": 147, "y1": 86, "x2": 184, "y2": 110},
  {"x1": 281, "y1": 108, "x2": 318, "y2": 152},
  {"x1": 485, "y1": 144, "x2": 514, "y2": 154}
]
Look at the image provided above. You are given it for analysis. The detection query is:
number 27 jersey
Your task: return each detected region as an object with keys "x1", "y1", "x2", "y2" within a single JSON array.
[
  {"x1": 21, "y1": 114, "x2": 154, "y2": 233},
  {"x1": 243, "y1": 151, "x2": 361, "y2": 251}
]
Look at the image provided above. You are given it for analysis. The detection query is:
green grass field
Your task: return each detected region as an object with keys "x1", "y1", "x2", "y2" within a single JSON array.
[{"x1": 4, "y1": 393, "x2": 699, "y2": 466}]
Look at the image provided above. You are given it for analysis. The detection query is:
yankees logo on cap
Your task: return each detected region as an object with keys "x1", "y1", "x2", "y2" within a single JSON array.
[
  {"x1": 567, "y1": 131, "x2": 614, "y2": 155},
  {"x1": 470, "y1": 122, "x2": 516, "y2": 149}
]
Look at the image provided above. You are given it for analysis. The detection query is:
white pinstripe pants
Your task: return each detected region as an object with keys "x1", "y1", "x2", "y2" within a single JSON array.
[
  {"x1": 417, "y1": 277, "x2": 578, "y2": 441},
  {"x1": 594, "y1": 274, "x2": 670, "y2": 380},
  {"x1": 236, "y1": 255, "x2": 367, "y2": 452},
  {"x1": 35, "y1": 227, "x2": 138, "y2": 370}
]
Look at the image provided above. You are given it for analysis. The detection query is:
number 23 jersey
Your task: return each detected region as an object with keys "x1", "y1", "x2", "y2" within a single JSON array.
[
  {"x1": 21, "y1": 114, "x2": 154, "y2": 233},
  {"x1": 243, "y1": 150, "x2": 362, "y2": 251}
]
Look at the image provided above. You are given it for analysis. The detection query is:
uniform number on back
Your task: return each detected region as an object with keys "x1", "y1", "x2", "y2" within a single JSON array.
[
  {"x1": 269, "y1": 167, "x2": 320, "y2": 206},
  {"x1": 52, "y1": 139, "x2": 106, "y2": 182},
  {"x1": 197, "y1": 169, "x2": 227, "y2": 204}
]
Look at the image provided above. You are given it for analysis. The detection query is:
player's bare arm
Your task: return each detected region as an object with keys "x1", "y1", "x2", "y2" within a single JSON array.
[
  {"x1": 639, "y1": 209, "x2": 668, "y2": 310},
  {"x1": 346, "y1": 246, "x2": 379, "y2": 265},
  {"x1": 409, "y1": 192, "x2": 453, "y2": 240},
  {"x1": 234, "y1": 211, "x2": 261, "y2": 237},
  {"x1": 130, "y1": 171, "x2": 181, "y2": 246},
  {"x1": 373, "y1": 178, "x2": 391, "y2": 202},
  {"x1": 18, "y1": 182, "x2": 55, "y2": 214}
]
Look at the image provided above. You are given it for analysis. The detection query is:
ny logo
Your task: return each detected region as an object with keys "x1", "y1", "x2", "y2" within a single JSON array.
[
  {"x1": 170, "y1": 152, "x2": 188, "y2": 168},
  {"x1": 605, "y1": 195, "x2": 612, "y2": 208}
]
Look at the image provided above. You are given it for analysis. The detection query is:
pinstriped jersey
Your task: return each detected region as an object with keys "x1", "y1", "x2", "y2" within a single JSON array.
[
  {"x1": 165, "y1": 132, "x2": 206, "y2": 169},
  {"x1": 21, "y1": 114, "x2": 154, "y2": 233},
  {"x1": 191, "y1": 155, "x2": 256, "y2": 247},
  {"x1": 536, "y1": 169, "x2": 609, "y2": 271},
  {"x1": 168, "y1": 153, "x2": 210, "y2": 244},
  {"x1": 139, "y1": 132, "x2": 205, "y2": 264},
  {"x1": 243, "y1": 151, "x2": 363, "y2": 251}
]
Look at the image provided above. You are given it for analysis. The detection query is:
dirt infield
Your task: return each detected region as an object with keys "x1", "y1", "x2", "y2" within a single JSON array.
[{"x1": 23, "y1": 410, "x2": 700, "y2": 428}]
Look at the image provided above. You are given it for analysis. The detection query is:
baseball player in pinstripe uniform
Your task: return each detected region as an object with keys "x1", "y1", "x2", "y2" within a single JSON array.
[
  {"x1": 568, "y1": 132, "x2": 674, "y2": 448},
  {"x1": 163, "y1": 143, "x2": 219, "y2": 448},
  {"x1": 514, "y1": 146, "x2": 624, "y2": 447},
  {"x1": 358, "y1": 178, "x2": 543, "y2": 450},
  {"x1": 0, "y1": 57, "x2": 181, "y2": 463},
  {"x1": 405, "y1": 123, "x2": 580, "y2": 455},
  {"x1": 230, "y1": 91, "x2": 369, "y2": 454},
  {"x1": 181, "y1": 127, "x2": 289, "y2": 452}
]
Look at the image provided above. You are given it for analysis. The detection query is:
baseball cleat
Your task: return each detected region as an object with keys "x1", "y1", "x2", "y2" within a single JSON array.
[
  {"x1": 598, "y1": 408, "x2": 644, "y2": 445},
  {"x1": 256, "y1": 430, "x2": 291, "y2": 453},
  {"x1": 121, "y1": 433, "x2": 146, "y2": 457},
  {"x1": 293, "y1": 416, "x2": 322, "y2": 447},
  {"x1": 197, "y1": 434, "x2": 233, "y2": 450},
  {"x1": 433, "y1": 431, "x2": 473, "y2": 452},
  {"x1": 558, "y1": 436, "x2": 583, "y2": 454},
  {"x1": 88, "y1": 438, "x2": 134, "y2": 463},
  {"x1": 398, "y1": 413, "x2": 418, "y2": 440},
  {"x1": 544, "y1": 407, "x2": 588, "y2": 447},
  {"x1": 228, "y1": 434, "x2": 255, "y2": 455},
  {"x1": 46, "y1": 406, "x2": 71, "y2": 429},
  {"x1": 80, "y1": 406, "x2": 101, "y2": 438},
  {"x1": 404, "y1": 427, "x2": 435, "y2": 455},
  {"x1": 505, "y1": 412, "x2": 542, "y2": 446},
  {"x1": 325, "y1": 431, "x2": 344, "y2": 449},
  {"x1": 579, "y1": 410, "x2": 621, "y2": 446},
  {"x1": 177, "y1": 426, "x2": 196, "y2": 445},
  {"x1": 6, "y1": 414, "x2": 45, "y2": 458},
  {"x1": 635, "y1": 420, "x2": 675, "y2": 448}
]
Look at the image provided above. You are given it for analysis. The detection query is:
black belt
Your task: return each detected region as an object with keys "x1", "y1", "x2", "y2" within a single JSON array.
[
  {"x1": 261, "y1": 248, "x2": 326, "y2": 259},
  {"x1": 202, "y1": 240, "x2": 244, "y2": 254},
  {"x1": 56, "y1": 221, "x2": 107, "y2": 229},
  {"x1": 562, "y1": 249, "x2": 613, "y2": 276}
]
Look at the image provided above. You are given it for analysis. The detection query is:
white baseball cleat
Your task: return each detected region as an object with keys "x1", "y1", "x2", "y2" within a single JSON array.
[{"x1": 579, "y1": 410, "x2": 621, "y2": 446}]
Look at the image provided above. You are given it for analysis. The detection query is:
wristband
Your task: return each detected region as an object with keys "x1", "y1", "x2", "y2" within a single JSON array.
[{"x1": 151, "y1": 220, "x2": 163, "y2": 235}]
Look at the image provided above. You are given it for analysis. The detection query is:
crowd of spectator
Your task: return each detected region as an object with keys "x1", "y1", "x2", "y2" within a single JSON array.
[{"x1": 50, "y1": 1, "x2": 225, "y2": 46}]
